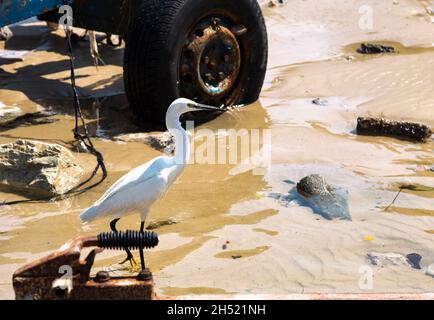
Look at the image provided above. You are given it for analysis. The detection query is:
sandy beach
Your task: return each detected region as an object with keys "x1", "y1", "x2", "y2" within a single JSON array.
[{"x1": 0, "y1": 0, "x2": 433, "y2": 299}]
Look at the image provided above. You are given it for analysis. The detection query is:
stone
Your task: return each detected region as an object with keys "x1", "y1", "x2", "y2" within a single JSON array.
[
  {"x1": 114, "y1": 132, "x2": 175, "y2": 155},
  {"x1": 425, "y1": 264, "x2": 434, "y2": 278},
  {"x1": 1, "y1": 112, "x2": 57, "y2": 127},
  {"x1": 312, "y1": 98, "x2": 328, "y2": 106},
  {"x1": 0, "y1": 49, "x2": 28, "y2": 61},
  {"x1": 356, "y1": 43, "x2": 395, "y2": 54},
  {"x1": 406, "y1": 253, "x2": 422, "y2": 270},
  {"x1": 296, "y1": 174, "x2": 351, "y2": 220},
  {"x1": 0, "y1": 102, "x2": 21, "y2": 120},
  {"x1": 0, "y1": 140, "x2": 83, "y2": 196},
  {"x1": 297, "y1": 174, "x2": 332, "y2": 198},
  {"x1": 0, "y1": 26, "x2": 12, "y2": 41},
  {"x1": 367, "y1": 252, "x2": 411, "y2": 268},
  {"x1": 145, "y1": 133, "x2": 175, "y2": 155}
]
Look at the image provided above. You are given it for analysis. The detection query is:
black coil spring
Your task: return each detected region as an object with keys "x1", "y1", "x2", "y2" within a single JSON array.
[{"x1": 97, "y1": 230, "x2": 159, "y2": 250}]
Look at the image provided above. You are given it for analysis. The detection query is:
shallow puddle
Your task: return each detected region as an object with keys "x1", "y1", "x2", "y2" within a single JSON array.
[
  {"x1": 1, "y1": 0, "x2": 434, "y2": 298},
  {"x1": 214, "y1": 246, "x2": 270, "y2": 259}
]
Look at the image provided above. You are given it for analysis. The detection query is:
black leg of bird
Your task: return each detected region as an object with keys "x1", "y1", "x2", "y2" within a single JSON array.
[
  {"x1": 139, "y1": 222, "x2": 146, "y2": 270},
  {"x1": 110, "y1": 218, "x2": 137, "y2": 267}
]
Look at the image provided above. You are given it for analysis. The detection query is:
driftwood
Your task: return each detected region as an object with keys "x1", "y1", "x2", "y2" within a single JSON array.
[{"x1": 357, "y1": 117, "x2": 432, "y2": 142}]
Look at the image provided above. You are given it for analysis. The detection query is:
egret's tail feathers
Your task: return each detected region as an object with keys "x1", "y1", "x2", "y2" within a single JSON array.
[{"x1": 80, "y1": 206, "x2": 99, "y2": 223}]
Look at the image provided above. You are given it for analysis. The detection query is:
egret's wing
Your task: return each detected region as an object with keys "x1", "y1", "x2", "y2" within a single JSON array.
[
  {"x1": 95, "y1": 156, "x2": 170, "y2": 205},
  {"x1": 80, "y1": 156, "x2": 174, "y2": 222}
]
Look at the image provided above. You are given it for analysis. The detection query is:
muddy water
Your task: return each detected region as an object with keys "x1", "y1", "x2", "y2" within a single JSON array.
[{"x1": 1, "y1": 0, "x2": 434, "y2": 298}]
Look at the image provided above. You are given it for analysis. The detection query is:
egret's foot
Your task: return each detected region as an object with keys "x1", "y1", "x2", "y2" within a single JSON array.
[
  {"x1": 125, "y1": 261, "x2": 142, "y2": 274},
  {"x1": 119, "y1": 253, "x2": 138, "y2": 269}
]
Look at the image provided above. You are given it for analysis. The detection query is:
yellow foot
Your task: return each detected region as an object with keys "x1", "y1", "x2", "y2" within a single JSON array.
[
  {"x1": 124, "y1": 262, "x2": 141, "y2": 273},
  {"x1": 119, "y1": 255, "x2": 139, "y2": 269}
]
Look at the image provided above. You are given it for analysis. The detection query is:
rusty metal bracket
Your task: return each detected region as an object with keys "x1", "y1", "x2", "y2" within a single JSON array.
[{"x1": 13, "y1": 232, "x2": 159, "y2": 300}]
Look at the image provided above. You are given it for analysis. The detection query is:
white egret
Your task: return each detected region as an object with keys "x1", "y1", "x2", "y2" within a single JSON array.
[{"x1": 80, "y1": 98, "x2": 224, "y2": 270}]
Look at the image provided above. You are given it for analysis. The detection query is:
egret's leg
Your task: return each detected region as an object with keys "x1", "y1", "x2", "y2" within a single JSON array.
[
  {"x1": 139, "y1": 221, "x2": 146, "y2": 270},
  {"x1": 109, "y1": 218, "x2": 138, "y2": 268},
  {"x1": 109, "y1": 218, "x2": 119, "y2": 232}
]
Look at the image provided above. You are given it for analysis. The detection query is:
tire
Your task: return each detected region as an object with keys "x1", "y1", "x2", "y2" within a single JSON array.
[{"x1": 123, "y1": 0, "x2": 268, "y2": 124}]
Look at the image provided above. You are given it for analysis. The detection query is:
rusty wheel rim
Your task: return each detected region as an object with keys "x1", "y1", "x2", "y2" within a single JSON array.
[{"x1": 179, "y1": 17, "x2": 241, "y2": 106}]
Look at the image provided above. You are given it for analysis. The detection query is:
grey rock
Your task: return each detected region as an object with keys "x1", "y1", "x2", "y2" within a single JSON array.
[
  {"x1": 0, "y1": 102, "x2": 21, "y2": 120},
  {"x1": 297, "y1": 174, "x2": 332, "y2": 197},
  {"x1": 312, "y1": 98, "x2": 328, "y2": 106},
  {"x1": 406, "y1": 253, "x2": 422, "y2": 270},
  {"x1": 114, "y1": 132, "x2": 175, "y2": 155},
  {"x1": 1, "y1": 112, "x2": 57, "y2": 128},
  {"x1": 357, "y1": 43, "x2": 395, "y2": 54},
  {"x1": 296, "y1": 174, "x2": 351, "y2": 220},
  {"x1": 426, "y1": 264, "x2": 434, "y2": 278},
  {"x1": 0, "y1": 26, "x2": 13, "y2": 41},
  {"x1": 367, "y1": 252, "x2": 411, "y2": 268},
  {"x1": 0, "y1": 140, "x2": 83, "y2": 196},
  {"x1": 145, "y1": 133, "x2": 175, "y2": 155}
]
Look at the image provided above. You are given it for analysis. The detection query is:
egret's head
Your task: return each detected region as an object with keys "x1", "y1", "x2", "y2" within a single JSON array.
[{"x1": 168, "y1": 98, "x2": 226, "y2": 116}]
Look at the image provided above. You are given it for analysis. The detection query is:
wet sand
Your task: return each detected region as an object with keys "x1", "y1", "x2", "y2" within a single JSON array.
[{"x1": 1, "y1": 0, "x2": 433, "y2": 299}]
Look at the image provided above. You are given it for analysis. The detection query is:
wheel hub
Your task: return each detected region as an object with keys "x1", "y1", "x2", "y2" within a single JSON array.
[{"x1": 179, "y1": 18, "x2": 241, "y2": 105}]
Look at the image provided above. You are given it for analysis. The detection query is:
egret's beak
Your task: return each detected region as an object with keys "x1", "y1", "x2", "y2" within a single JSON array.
[{"x1": 189, "y1": 103, "x2": 227, "y2": 112}]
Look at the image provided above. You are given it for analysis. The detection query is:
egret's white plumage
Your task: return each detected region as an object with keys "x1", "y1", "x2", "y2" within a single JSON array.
[{"x1": 80, "y1": 98, "x2": 217, "y2": 224}]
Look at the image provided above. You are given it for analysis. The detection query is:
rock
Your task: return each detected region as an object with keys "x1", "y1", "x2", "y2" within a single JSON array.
[
  {"x1": 367, "y1": 252, "x2": 411, "y2": 268},
  {"x1": 426, "y1": 264, "x2": 434, "y2": 278},
  {"x1": 357, "y1": 117, "x2": 432, "y2": 142},
  {"x1": 1, "y1": 112, "x2": 57, "y2": 128},
  {"x1": 356, "y1": 43, "x2": 395, "y2": 54},
  {"x1": 0, "y1": 102, "x2": 21, "y2": 120},
  {"x1": 146, "y1": 218, "x2": 179, "y2": 230},
  {"x1": 296, "y1": 174, "x2": 351, "y2": 220},
  {"x1": 367, "y1": 252, "x2": 423, "y2": 270},
  {"x1": 0, "y1": 26, "x2": 13, "y2": 41},
  {"x1": 114, "y1": 132, "x2": 175, "y2": 154},
  {"x1": 0, "y1": 49, "x2": 28, "y2": 61},
  {"x1": 113, "y1": 133, "x2": 149, "y2": 144},
  {"x1": 406, "y1": 253, "x2": 422, "y2": 270},
  {"x1": 0, "y1": 140, "x2": 83, "y2": 196},
  {"x1": 312, "y1": 98, "x2": 328, "y2": 106},
  {"x1": 297, "y1": 175, "x2": 331, "y2": 197},
  {"x1": 145, "y1": 133, "x2": 175, "y2": 155}
]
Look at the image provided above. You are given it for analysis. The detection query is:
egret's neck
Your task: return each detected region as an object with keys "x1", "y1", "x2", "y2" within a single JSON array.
[{"x1": 166, "y1": 109, "x2": 190, "y2": 165}]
